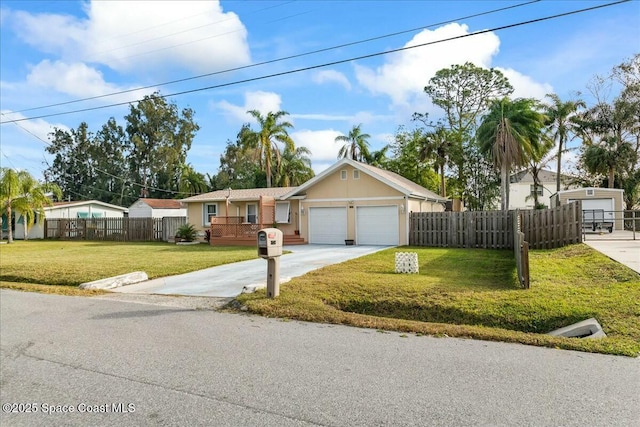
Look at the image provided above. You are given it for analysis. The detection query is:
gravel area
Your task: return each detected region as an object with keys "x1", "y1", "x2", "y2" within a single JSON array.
[{"x1": 91, "y1": 292, "x2": 234, "y2": 310}]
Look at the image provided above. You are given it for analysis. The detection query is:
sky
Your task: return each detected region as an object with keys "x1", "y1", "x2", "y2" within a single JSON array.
[{"x1": 1, "y1": 0, "x2": 639, "y2": 188}]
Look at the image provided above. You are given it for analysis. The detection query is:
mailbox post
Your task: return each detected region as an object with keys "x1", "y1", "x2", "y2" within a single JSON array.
[{"x1": 257, "y1": 228, "x2": 283, "y2": 298}]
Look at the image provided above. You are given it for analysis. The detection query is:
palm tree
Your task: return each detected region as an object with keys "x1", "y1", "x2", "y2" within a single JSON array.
[
  {"x1": 274, "y1": 146, "x2": 314, "y2": 187},
  {"x1": 336, "y1": 124, "x2": 371, "y2": 162},
  {"x1": 363, "y1": 145, "x2": 390, "y2": 168},
  {"x1": 178, "y1": 164, "x2": 209, "y2": 196},
  {"x1": 1, "y1": 168, "x2": 62, "y2": 243},
  {"x1": 246, "y1": 110, "x2": 295, "y2": 188},
  {"x1": 419, "y1": 126, "x2": 453, "y2": 197},
  {"x1": 525, "y1": 135, "x2": 555, "y2": 208},
  {"x1": 544, "y1": 94, "x2": 586, "y2": 192},
  {"x1": 477, "y1": 98, "x2": 546, "y2": 211},
  {"x1": 582, "y1": 136, "x2": 636, "y2": 188}
]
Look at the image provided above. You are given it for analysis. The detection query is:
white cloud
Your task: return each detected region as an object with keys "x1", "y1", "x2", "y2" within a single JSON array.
[
  {"x1": 1, "y1": 110, "x2": 68, "y2": 142},
  {"x1": 215, "y1": 91, "x2": 283, "y2": 123},
  {"x1": 10, "y1": 1, "x2": 250, "y2": 74},
  {"x1": 26, "y1": 60, "x2": 156, "y2": 101},
  {"x1": 291, "y1": 129, "x2": 343, "y2": 165},
  {"x1": 312, "y1": 70, "x2": 352, "y2": 91},
  {"x1": 497, "y1": 68, "x2": 553, "y2": 100},
  {"x1": 354, "y1": 23, "x2": 500, "y2": 110}
]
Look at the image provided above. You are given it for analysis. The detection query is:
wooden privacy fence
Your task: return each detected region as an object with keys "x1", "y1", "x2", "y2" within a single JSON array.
[
  {"x1": 409, "y1": 202, "x2": 582, "y2": 250},
  {"x1": 45, "y1": 217, "x2": 186, "y2": 242}
]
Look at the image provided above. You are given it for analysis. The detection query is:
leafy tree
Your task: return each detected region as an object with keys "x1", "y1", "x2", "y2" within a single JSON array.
[
  {"x1": 477, "y1": 98, "x2": 546, "y2": 211},
  {"x1": 525, "y1": 133, "x2": 555, "y2": 209},
  {"x1": 178, "y1": 164, "x2": 209, "y2": 197},
  {"x1": 213, "y1": 125, "x2": 265, "y2": 190},
  {"x1": 386, "y1": 126, "x2": 439, "y2": 192},
  {"x1": 274, "y1": 146, "x2": 314, "y2": 187},
  {"x1": 1, "y1": 168, "x2": 61, "y2": 243},
  {"x1": 245, "y1": 110, "x2": 295, "y2": 188},
  {"x1": 422, "y1": 62, "x2": 513, "y2": 203},
  {"x1": 125, "y1": 92, "x2": 199, "y2": 197},
  {"x1": 543, "y1": 94, "x2": 585, "y2": 192},
  {"x1": 336, "y1": 124, "x2": 371, "y2": 162},
  {"x1": 363, "y1": 145, "x2": 390, "y2": 168},
  {"x1": 461, "y1": 144, "x2": 500, "y2": 211}
]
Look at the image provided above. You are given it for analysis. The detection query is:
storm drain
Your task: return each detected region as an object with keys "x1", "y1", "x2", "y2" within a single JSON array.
[{"x1": 547, "y1": 318, "x2": 606, "y2": 339}]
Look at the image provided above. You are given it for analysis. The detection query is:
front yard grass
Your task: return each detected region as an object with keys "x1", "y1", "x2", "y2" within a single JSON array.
[
  {"x1": 237, "y1": 244, "x2": 640, "y2": 357},
  {"x1": 0, "y1": 240, "x2": 258, "y2": 289}
]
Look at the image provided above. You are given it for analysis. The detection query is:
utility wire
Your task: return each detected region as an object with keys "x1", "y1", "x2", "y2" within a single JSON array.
[
  {"x1": 1, "y1": 0, "x2": 627, "y2": 125},
  {"x1": 7, "y1": 0, "x2": 540, "y2": 115}
]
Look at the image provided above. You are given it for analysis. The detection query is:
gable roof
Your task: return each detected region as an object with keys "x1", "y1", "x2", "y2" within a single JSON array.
[
  {"x1": 47, "y1": 200, "x2": 128, "y2": 212},
  {"x1": 136, "y1": 198, "x2": 184, "y2": 209},
  {"x1": 283, "y1": 158, "x2": 447, "y2": 202},
  {"x1": 510, "y1": 169, "x2": 575, "y2": 184},
  {"x1": 181, "y1": 187, "x2": 296, "y2": 203}
]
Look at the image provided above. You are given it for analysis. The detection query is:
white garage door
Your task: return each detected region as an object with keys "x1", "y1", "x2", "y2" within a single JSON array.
[
  {"x1": 356, "y1": 206, "x2": 399, "y2": 246},
  {"x1": 308, "y1": 207, "x2": 347, "y2": 244},
  {"x1": 570, "y1": 198, "x2": 615, "y2": 229}
]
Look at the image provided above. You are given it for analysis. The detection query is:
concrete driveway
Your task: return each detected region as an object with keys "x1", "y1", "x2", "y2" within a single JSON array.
[
  {"x1": 584, "y1": 238, "x2": 640, "y2": 274},
  {"x1": 111, "y1": 244, "x2": 389, "y2": 297}
]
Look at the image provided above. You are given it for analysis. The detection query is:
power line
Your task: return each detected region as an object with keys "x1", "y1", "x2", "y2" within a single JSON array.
[
  {"x1": 7, "y1": 0, "x2": 541, "y2": 115},
  {"x1": 1, "y1": 0, "x2": 628, "y2": 125}
]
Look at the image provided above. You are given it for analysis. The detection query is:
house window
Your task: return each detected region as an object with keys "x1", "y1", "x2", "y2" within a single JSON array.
[
  {"x1": 275, "y1": 202, "x2": 291, "y2": 224},
  {"x1": 77, "y1": 212, "x2": 89, "y2": 218},
  {"x1": 203, "y1": 203, "x2": 217, "y2": 225},
  {"x1": 340, "y1": 170, "x2": 347, "y2": 180},
  {"x1": 353, "y1": 170, "x2": 360, "y2": 179},
  {"x1": 529, "y1": 185, "x2": 543, "y2": 197},
  {"x1": 247, "y1": 204, "x2": 257, "y2": 224}
]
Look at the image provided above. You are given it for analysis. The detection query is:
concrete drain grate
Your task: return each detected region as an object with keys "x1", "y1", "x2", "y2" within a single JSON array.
[{"x1": 547, "y1": 318, "x2": 606, "y2": 339}]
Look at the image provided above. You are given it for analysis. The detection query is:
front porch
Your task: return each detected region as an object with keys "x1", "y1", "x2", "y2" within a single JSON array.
[{"x1": 209, "y1": 217, "x2": 305, "y2": 246}]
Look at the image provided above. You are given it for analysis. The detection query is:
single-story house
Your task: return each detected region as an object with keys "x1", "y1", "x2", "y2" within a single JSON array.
[
  {"x1": 508, "y1": 168, "x2": 578, "y2": 210},
  {"x1": 550, "y1": 187, "x2": 624, "y2": 231},
  {"x1": 4, "y1": 200, "x2": 128, "y2": 240},
  {"x1": 128, "y1": 198, "x2": 187, "y2": 218},
  {"x1": 181, "y1": 159, "x2": 448, "y2": 246}
]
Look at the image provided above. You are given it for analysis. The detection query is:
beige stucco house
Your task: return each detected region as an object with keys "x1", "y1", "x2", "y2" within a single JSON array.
[{"x1": 181, "y1": 159, "x2": 447, "y2": 246}]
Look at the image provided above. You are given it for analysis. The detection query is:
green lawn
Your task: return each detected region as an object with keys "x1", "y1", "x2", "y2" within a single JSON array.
[
  {"x1": 237, "y1": 244, "x2": 640, "y2": 357},
  {"x1": 0, "y1": 240, "x2": 258, "y2": 286},
  {"x1": 2, "y1": 240, "x2": 638, "y2": 356}
]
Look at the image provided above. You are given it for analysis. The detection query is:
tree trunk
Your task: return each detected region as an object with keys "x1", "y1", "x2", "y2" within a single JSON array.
[
  {"x1": 556, "y1": 141, "x2": 562, "y2": 192},
  {"x1": 608, "y1": 167, "x2": 615, "y2": 188},
  {"x1": 6, "y1": 205, "x2": 13, "y2": 244},
  {"x1": 501, "y1": 164, "x2": 508, "y2": 211},
  {"x1": 439, "y1": 164, "x2": 446, "y2": 197}
]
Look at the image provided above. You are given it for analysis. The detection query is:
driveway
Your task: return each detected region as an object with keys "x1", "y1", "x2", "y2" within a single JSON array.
[
  {"x1": 111, "y1": 244, "x2": 389, "y2": 297},
  {"x1": 584, "y1": 238, "x2": 640, "y2": 274}
]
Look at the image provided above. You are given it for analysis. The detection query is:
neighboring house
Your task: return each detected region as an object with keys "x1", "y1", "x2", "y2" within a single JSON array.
[
  {"x1": 508, "y1": 169, "x2": 578, "y2": 210},
  {"x1": 551, "y1": 187, "x2": 625, "y2": 231},
  {"x1": 128, "y1": 198, "x2": 187, "y2": 218},
  {"x1": 5, "y1": 200, "x2": 128, "y2": 240},
  {"x1": 181, "y1": 158, "x2": 447, "y2": 246}
]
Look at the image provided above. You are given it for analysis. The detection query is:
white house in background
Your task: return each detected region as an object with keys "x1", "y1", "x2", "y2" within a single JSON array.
[
  {"x1": 128, "y1": 198, "x2": 186, "y2": 218},
  {"x1": 508, "y1": 169, "x2": 578, "y2": 210},
  {"x1": 6, "y1": 200, "x2": 128, "y2": 240}
]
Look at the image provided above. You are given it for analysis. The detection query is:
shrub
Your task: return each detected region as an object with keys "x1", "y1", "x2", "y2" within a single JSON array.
[{"x1": 175, "y1": 223, "x2": 198, "y2": 242}]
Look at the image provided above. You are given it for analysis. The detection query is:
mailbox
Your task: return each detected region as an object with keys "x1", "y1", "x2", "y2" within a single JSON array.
[{"x1": 257, "y1": 228, "x2": 283, "y2": 259}]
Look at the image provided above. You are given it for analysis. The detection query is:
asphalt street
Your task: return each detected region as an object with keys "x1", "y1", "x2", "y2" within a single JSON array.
[
  {"x1": 111, "y1": 244, "x2": 388, "y2": 297},
  {"x1": 1, "y1": 290, "x2": 639, "y2": 426}
]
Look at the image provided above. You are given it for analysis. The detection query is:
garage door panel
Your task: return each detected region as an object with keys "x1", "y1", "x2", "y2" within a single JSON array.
[
  {"x1": 309, "y1": 207, "x2": 347, "y2": 244},
  {"x1": 356, "y1": 206, "x2": 399, "y2": 245}
]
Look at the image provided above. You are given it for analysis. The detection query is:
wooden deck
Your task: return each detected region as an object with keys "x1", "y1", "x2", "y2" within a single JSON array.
[{"x1": 209, "y1": 220, "x2": 306, "y2": 246}]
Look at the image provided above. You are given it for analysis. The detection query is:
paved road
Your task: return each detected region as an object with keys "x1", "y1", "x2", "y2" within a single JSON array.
[
  {"x1": 112, "y1": 245, "x2": 388, "y2": 297},
  {"x1": 1, "y1": 290, "x2": 639, "y2": 426}
]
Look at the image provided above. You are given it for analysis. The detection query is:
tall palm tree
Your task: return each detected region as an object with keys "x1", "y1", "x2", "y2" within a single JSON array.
[
  {"x1": 336, "y1": 124, "x2": 371, "y2": 162},
  {"x1": 275, "y1": 146, "x2": 314, "y2": 187},
  {"x1": 477, "y1": 98, "x2": 546, "y2": 211},
  {"x1": 419, "y1": 126, "x2": 453, "y2": 197},
  {"x1": 544, "y1": 94, "x2": 585, "y2": 192},
  {"x1": 246, "y1": 110, "x2": 295, "y2": 188},
  {"x1": 363, "y1": 145, "x2": 390, "y2": 168},
  {"x1": 525, "y1": 134, "x2": 555, "y2": 208},
  {"x1": 1, "y1": 168, "x2": 62, "y2": 243}
]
